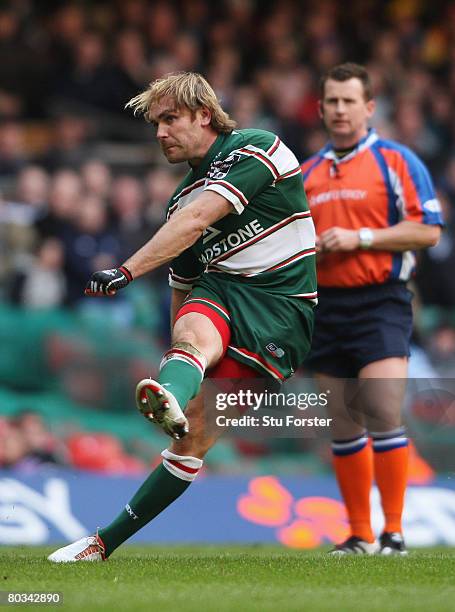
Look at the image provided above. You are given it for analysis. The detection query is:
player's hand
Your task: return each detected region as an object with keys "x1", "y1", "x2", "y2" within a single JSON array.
[
  {"x1": 85, "y1": 265, "x2": 133, "y2": 296},
  {"x1": 319, "y1": 227, "x2": 360, "y2": 252}
]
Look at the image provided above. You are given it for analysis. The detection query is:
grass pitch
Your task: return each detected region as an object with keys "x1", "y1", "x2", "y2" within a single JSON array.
[{"x1": 1, "y1": 546, "x2": 454, "y2": 611}]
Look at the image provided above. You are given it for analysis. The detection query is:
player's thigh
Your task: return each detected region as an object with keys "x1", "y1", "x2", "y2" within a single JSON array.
[
  {"x1": 315, "y1": 373, "x2": 366, "y2": 439},
  {"x1": 359, "y1": 357, "x2": 408, "y2": 432},
  {"x1": 169, "y1": 390, "x2": 222, "y2": 459}
]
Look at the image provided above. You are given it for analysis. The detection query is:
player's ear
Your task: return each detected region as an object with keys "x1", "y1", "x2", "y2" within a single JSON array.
[
  {"x1": 199, "y1": 106, "x2": 212, "y2": 127},
  {"x1": 317, "y1": 100, "x2": 324, "y2": 119}
]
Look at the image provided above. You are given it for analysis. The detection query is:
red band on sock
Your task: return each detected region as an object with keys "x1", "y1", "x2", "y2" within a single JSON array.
[
  {"x1": 166, "y1": 459, "x2": 199, "y2": 474},
  {"x1": 163, "y1": 347, "x2": 205, "y2": 374},
  {"x1": 175, "y1": 302, "x2": 231, "y2": 352}
]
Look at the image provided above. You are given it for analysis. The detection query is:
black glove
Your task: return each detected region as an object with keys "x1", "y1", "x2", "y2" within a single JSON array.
[{"x1": 85, "y1": 265, "x2": 133, "y2": 296}]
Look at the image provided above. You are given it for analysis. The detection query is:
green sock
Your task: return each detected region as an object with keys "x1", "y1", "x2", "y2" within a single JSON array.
[
  {"x1": 99, "y1": 464, "x2": 191, "y2": 557},
  {"x1": 158, "y1": 357, "x2": 203, "y2": 409}
]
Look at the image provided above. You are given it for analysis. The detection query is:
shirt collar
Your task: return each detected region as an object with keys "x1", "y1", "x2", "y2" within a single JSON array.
[{"x1": 320, "y1": 128, "x2": 379, "y2": 164}]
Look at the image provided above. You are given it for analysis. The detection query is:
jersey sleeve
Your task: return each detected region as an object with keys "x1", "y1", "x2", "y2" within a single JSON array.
[
  {"x1": 204, "y1": 145, "x2": 281, "y2": 214},
  {"x1": 386, "y1": 146, "x2": 444, "y2": 226},
  {"x1": 169, "y1": 248, "x2": 205, "y2": 291}
]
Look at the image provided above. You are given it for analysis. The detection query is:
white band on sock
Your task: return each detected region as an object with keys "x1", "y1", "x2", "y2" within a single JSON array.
[
  {"x1": 370, "y1": 428, "x2": 408, "y2": 452},
  {"x1": 161, "y1": 448, "x2": 203, "y2": 482},
  {"x1": 159, "y1": 343, "x2": 207, "y2": 382}
]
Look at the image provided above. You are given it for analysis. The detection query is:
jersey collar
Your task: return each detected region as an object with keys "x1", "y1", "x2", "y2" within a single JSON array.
[{"x1": 320, "y1": 128, "x2": 379, "y2": 164}]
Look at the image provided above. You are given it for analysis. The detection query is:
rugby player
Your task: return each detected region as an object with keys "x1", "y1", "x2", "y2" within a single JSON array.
[
  {"x1": 301, "y1": 63, "x2": 443, "y2": 555},
  {"x1": 48, "y1": 72, "x2": 317, "y2": 562}
]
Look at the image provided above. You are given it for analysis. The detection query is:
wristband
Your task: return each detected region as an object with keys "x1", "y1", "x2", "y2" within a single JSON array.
[{"x1": 119, "y1": 265, "x2": 133, "y2": 282}]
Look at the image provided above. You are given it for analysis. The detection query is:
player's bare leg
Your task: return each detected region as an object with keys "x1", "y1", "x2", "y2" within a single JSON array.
[
  {"x1": 48, "y1": 391, "x2": 223, "y2": 562},
  {"x1": 360, "y1": 357, "x2": 409, "y2": 555},
  {"x1": 136, "y1": 312, "x2": 224, "y2": 439}
]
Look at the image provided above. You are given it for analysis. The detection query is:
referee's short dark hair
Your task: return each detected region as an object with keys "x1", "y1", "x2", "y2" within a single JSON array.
[{"x1": 319, "y1": 63, "x2": 373, "y2": 101}]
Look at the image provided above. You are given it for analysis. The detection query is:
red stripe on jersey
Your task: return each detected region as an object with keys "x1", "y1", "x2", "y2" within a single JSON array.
[
  {"x1": 267, "y1": 136, "x2": 281, "y2": 156},
  {"x1": 210, "y1": 211, "x2": 311, "y2": 265},
  {"x1": 239, "y1": 148, "x2": 279, "y2": 179},
  {"x1": 276, "y1": 167, "x2": 302, "y2": 181},
  {"x1": 265, "y1": 247, "x2": 316, "y2": 272},
  {"x1": 167, "y1": 179, "x2": 206, "y2": 219},
  {"x1": 174, "y1": 179, "x2": 206, "y2": 201},
  {"x1": 207, "y1": 180, "x2": 249, "y2": 206},
  {"x1": 232, "y1": 346, "x2": 284, "y2": 380}
]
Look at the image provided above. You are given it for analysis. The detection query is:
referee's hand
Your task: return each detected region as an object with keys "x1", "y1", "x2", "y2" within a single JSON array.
[{"x1": 85, "y1": 265, "x2": 133, "y2": 296}]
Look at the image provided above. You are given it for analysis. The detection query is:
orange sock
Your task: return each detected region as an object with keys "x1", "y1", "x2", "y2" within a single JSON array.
[
  {"x1": 332, "y1": 434, "x2": 374, "y2": 543},
  {"x1": 372, "y1": 430, "x2": 409, "y2": 534}
]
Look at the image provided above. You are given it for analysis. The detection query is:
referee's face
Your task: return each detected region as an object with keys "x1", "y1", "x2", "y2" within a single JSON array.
[
  {"x1": 319, "y1": 78, "x2": 375, "y2": 148},
  {"x1": 150, "y1": 97, "x2": 213, "y2": 165}
]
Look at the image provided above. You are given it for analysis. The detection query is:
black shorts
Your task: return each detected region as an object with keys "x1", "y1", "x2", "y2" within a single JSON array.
[{"x1": 304, "y1": 282, "x2": 413, "y2": 377}]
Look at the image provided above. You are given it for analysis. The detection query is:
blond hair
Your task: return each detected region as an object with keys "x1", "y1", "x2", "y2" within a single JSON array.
[{"x1": 126, "y1": 72, "x2": 237, "y2": 134}]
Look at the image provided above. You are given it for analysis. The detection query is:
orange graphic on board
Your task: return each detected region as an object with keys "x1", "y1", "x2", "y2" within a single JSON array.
[{"x1": 237, "y1": 476, "x2": 349, "y2": 548}]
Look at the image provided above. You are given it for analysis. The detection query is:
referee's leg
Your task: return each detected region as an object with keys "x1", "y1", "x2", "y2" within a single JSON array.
[{"x1": 360, "y1": 357, "x2": 409, "y2": 540}]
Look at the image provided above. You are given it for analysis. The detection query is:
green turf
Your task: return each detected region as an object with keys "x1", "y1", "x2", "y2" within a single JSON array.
[{"x1": 1, "y1": 546, "x2": 454, "y2": 611}]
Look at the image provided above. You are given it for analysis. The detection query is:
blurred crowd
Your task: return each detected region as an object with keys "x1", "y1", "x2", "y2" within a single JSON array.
[
  {"x1": 0, "y1": 0, "x2": 455, "y2": 373},
  {"x1": 0, "y1": 410, "x2": 153, "y2": 474},
  {"x1": 1, "y1": 407, "x2": 443, "y2": 481}
]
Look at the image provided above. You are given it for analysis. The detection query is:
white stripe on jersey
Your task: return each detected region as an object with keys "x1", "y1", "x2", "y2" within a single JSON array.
[
  {"x1": 238, "y1": 140, "x2": 300, "y2": 179},
  {"x1": 169, "y1": 278, "x2": 193, "y2": 291},
  {"x1": 208, "y1": 215, "x2": 315, "y2": 275},
  {"x1": 289, "y1": 291, "x2": 318, "y2": 305},
  {"x1": 167, "y1": 182, "x2": 206, "y2": 219},
  {"x1": 238, "y1": 146, "x2": 280, "y2": 179},
  {"x1": 168, "y1": 140, "x2": 300, "y2": 218},
  {"x1": 168, "y1": 268, "x2": 200, "y2": 291},
  {"x1": 269, "y1": 139, "x2": 301, "y2": 176},
  {"x1": 204, "y1": 182, "x2": 247, "y2": 214}
]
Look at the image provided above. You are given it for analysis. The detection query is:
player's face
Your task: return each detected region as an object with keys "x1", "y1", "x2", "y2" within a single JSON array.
[
  {"x1": 319, "y1": 78, "x2": 375, "y2": 146},
  {"x1": 150, "y1": 98, "x2": 211, "y2": 164}
]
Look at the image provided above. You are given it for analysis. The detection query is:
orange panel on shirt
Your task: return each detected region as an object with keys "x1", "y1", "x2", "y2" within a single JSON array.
[{"x1": 302, "y1": 148, "x2": 394, "y2": 287}]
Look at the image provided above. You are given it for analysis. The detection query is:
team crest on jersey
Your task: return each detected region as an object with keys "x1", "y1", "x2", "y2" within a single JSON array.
[
  {"x1": 266, "y1": 343, "x2": 285, "y2": 358},
  {"x1": 208, "y1": 152, "x2": 241, "y2": 181}
]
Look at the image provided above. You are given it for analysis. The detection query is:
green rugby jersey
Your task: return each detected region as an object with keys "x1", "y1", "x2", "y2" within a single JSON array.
[{"x1": 168, "y1": 129, "x2": 317, "y2": 303}]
